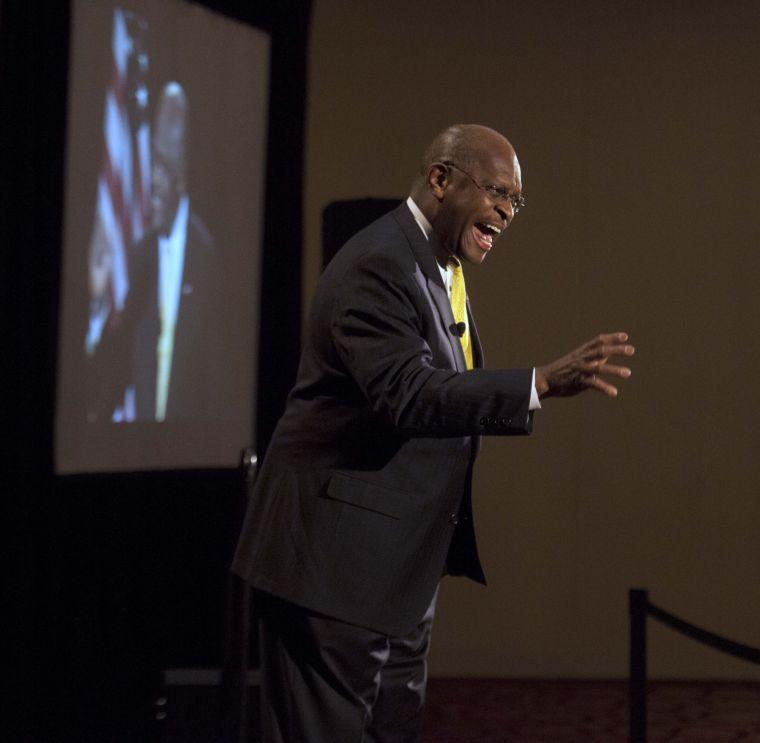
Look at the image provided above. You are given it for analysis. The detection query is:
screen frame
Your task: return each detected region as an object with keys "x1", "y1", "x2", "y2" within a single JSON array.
[{"x1": 54, "y1": 0, "x2": 273, "y2": 474}]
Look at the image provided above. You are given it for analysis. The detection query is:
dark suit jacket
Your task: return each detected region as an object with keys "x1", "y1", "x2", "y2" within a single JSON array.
[
  {"x1": 86, "y1": 213, "x2": 222, "y2": 421},
  {"x1": 232, "y1": 202, "x2": 533, "y2": 636}
]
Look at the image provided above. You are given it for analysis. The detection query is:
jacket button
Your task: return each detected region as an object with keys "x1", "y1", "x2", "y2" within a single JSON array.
[{"x1": 449, "y1": 513, "x2": 459, "y2": 525}]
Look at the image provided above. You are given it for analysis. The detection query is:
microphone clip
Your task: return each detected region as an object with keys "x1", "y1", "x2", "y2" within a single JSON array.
[{"x1": 449, "y1": 322, "x2": 466, "y2": 338}]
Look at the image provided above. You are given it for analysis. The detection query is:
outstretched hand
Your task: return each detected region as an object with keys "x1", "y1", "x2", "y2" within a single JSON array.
[{"x1": 535, "y1": 332, "x2": 634, "y2": 399}]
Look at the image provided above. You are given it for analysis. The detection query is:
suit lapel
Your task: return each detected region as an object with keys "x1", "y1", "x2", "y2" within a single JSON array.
[
  {"x1": 426, "y1": 274, "x2": 468, "y2": 372},
  {"x1": 392, "y1": 204, "x2": 468, "y2": 372},
  {"x1": 467, "y1": 298, "x2": 484, "y2": 369}
]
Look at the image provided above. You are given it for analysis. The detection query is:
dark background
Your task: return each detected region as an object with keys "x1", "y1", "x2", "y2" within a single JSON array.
[
  {"x1": 1, "y1": 1, "x2": 310, "y2": 740},
  {"x1": 300, "y1": 0, "x2": 760, "y2": 683},
  {"x1": 6, "y1": 0, "x2": 760, "y2": 740}
]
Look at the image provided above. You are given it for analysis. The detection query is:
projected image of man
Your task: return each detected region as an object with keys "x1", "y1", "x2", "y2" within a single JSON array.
[
  {"x1": 86, "y1": 82, "x2": 219, "y2": 422},
  {"x1": 150, "y1": 83, "x2": 192, "y2": 421}
]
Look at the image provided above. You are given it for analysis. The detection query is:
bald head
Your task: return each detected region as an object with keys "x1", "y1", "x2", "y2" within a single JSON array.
[
  {"x1": 410, "y1": 124, "x2": 522, "y2": 265},
  {"x1": 416, "y1": 124, "x2": 515, "y2": 181}
]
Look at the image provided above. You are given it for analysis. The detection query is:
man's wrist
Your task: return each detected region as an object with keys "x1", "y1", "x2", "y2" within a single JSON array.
[{"x1": 534, "y1": 367, "x2": 550, "y2": 398}]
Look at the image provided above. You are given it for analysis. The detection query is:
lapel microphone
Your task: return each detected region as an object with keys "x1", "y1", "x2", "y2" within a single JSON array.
[{"x1": 449, "y1": 322, "x2": 466, "y2": 337}]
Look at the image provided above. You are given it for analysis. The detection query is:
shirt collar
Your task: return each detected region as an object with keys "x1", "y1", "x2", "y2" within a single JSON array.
[
  {"x1": 406, "y1": 196, "x2": 433, "y2": 241},
  {"x1": 405, "y1": 196, "x2": 459, "y2": 270},
  {"x1": 162, "y1": 195, "x2": 189, "y2": 246}
]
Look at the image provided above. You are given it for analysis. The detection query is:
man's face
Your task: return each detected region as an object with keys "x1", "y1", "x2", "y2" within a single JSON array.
[{"x1": 433, "y1": 143, "x2": 522, "y2": 265}]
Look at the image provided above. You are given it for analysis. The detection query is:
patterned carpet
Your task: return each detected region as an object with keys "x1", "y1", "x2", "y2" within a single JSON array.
[{"x1": 421, "y1": 679, "x2": 760, "y2": 742}]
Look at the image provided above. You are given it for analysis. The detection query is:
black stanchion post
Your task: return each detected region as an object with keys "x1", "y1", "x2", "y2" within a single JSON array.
[
  {"x1": 220, "y1": 448, "x2": 258, "y2": 743},
  {"x1": 629, "y1": 588, "x2": 648, "y2": 743}
]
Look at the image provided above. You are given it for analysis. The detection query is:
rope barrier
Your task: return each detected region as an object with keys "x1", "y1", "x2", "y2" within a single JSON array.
[{"x1": 628, "y1": 588, "x2": 760, "y2": 743}]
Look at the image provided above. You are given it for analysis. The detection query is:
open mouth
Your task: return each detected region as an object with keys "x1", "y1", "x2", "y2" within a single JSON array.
[{"x1": 473, "y1": 222, "x2": 502, "y2": 251}]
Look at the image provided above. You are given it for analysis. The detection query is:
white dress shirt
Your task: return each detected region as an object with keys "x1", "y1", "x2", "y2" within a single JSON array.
[{"x1": 155, "y1": 195, "x2": 190, "y2": 420}]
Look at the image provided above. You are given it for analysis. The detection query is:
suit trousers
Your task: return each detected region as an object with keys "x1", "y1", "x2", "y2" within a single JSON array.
[{"x1": 256, "y1": 588, "x2": 438, "y2": 743}]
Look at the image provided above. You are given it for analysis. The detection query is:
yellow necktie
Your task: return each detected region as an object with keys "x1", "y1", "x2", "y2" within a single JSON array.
[{"x1": 450, "y1": 262, "x2": 473, "y2": 370}]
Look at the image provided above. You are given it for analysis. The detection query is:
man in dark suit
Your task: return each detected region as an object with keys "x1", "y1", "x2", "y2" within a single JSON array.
[
  {"x1": 232, "y1": 124, "x2": 634, "y2": 742},
  {"x1": 123, "y1": 199, "x2": 218, "y2": 421},
  {"x1": 85, "y1": 82, "x2": 221, "y2": 422}
]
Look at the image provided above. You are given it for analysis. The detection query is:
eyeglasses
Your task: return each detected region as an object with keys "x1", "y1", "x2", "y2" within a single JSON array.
[{"x1": 443, "y1": 161, "x2": 525, "y2": 215}]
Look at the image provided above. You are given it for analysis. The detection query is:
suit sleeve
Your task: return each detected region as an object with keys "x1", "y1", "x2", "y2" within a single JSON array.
[{"x1": 330, "y1": 251, "x2": 533, "y2": 437}]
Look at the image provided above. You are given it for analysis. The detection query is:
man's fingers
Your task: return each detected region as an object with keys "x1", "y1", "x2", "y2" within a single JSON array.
[
  {"x1": 578, "y1": 360, "x2": 630, "y2": 377},
  {"x1": 582, "y1": 331, "x2": 628, "y2": 349},
  {"x1": 582, "y1": 333, "x2": 632, "y2": 352},
  {"x1": 588, "y1": 343, "x2": 635, "y2": 360},
  {"x1": 597, "y1": 363, "x2": 632, "y2": 379},
  {"x1": 583, "y1": 375, "x2": 619, "y2": 397}
]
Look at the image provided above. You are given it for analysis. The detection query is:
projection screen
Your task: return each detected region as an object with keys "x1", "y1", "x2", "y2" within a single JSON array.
[{"x1": 55, "y1": 0, "x2": 269, "y2": 473}]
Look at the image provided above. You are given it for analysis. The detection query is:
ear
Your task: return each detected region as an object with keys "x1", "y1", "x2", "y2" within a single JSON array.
[{"x1": 426, "y1": 163, "x2": 450, "y2": 201}]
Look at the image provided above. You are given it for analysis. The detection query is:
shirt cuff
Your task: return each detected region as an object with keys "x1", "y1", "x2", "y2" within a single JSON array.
[{"x1": 529, "y1": 368, "x2": 541, "y2": 410}]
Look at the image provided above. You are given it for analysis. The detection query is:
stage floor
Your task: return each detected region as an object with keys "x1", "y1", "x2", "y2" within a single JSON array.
[
  {"x1": 159, "y1": 678, "x2": 760, "y2": 742},
  {"x1": 422, "y1": 679, "x2": 760, "y2": 742}
]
